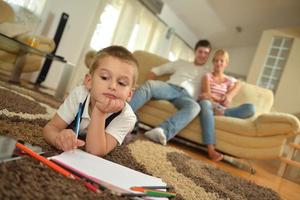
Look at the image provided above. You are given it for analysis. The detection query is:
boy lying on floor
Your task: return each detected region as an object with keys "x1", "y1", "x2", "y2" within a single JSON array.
[{"x1": 43, "y1": 46, "x2": 138, "y2": 156}]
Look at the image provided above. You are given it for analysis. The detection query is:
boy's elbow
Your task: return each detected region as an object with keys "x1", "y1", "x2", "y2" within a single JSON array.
[
  {"x1": 86, "y1": 147, "x2": 108, "y2": 157},
  {"x1": 42, "y1": 125, "x2": 50, "y2": 138}
]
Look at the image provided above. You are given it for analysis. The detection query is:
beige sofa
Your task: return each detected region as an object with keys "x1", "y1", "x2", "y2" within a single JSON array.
[
  {"x1": 133, "y1": 50, "x2": 300, "y2": 160},
  {"x1": 0, "y1": 0, "x2": 55, "y2": 75}
]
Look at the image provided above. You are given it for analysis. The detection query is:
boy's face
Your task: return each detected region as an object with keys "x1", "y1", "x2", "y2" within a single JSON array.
[
  {"x1": 85, "y1": 56, "x2": 135, "y2": 103},
  {"x1": 213, "y1": 55, "x2": 228, "y2": 73},
  {"x1": 194, "y1": 47, "x2": 211, "y2": 65}
]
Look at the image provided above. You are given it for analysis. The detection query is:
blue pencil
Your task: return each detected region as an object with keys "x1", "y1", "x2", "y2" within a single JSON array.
[{"x1": 74, "y1": 103, "x2": 83, "y2": 138}]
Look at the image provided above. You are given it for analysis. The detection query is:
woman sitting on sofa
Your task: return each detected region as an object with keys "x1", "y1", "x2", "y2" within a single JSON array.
[{"x1": 198, "y1": 49, "x2": 255, "y2": 161}]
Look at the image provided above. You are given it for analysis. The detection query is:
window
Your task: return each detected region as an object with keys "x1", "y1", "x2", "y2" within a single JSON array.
[
  {"x1": 89, "y1": 0, "x2": 193, "y2": 62},
  {"x1": 89, "y1": 0, "x2": 124, "y2": 50},
  {"x1": 257, "y1": 36, "x2": 293, "y2": 93},
  {"x1": 168, "y1": 34, "x2": 194, "y2": 62}
]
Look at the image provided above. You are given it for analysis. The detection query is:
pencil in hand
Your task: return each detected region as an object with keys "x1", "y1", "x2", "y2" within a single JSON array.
[{"x1": 74, "y1": 103, "x2": 83, "y2": 138}]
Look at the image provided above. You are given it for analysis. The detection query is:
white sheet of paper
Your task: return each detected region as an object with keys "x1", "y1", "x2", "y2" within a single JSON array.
[{"x1": 51, "y1": 149, "x2": 167, "y2": 195}]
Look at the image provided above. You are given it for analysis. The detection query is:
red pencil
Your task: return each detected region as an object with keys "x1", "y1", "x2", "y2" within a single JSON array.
[
  {"x1": 15, "y1": 142, "x2": 101, "y2": 193},
  {"x1": 83, "y1": 181, "x2": 101, "y2": 193}
]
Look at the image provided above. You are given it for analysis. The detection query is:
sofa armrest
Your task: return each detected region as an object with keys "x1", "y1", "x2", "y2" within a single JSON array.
[{"x1": 254, "y1": 112, "x2": 300, "y2": 136}]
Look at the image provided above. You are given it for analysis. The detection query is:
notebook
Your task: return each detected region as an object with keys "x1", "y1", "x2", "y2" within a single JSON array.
[{"x1": 50, "y1": 149, "x2": 167, "y2": 196}]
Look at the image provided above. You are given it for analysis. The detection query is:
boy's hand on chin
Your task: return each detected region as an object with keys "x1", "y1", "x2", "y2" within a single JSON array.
[{"x1": 95, "y1": 95, "x2": 125, "y2": 113}]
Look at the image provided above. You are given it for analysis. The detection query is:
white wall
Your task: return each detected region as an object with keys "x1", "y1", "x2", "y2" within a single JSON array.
[
  {"x1": 226, "y1": 46, "x2": 257, "y2": 78},
  {"x1": 159, "y1": 4, "x2": 255, "y2": 78},
  {"x1": 159, "y1": 4, "x2": 198, "y2": 48}
]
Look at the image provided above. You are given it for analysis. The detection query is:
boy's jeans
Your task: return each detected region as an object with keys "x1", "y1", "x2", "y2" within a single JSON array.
[
  {"x1": 130, "y1": 80, "x2": 200, "y2": 140},
  {"x1": 198, "y1": 99, "x2": 255, "y2": 145}
]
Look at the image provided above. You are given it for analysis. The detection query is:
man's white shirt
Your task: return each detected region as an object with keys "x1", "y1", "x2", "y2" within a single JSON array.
[{"x1": 151, "y1": 60, "x2": 208, "y2": 100}]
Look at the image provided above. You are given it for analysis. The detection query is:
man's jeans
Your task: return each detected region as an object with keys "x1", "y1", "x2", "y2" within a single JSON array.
[
  {"x1": 130, "y1": 80, "x2": 200, "y2": 140},
  {"x1": 198, "y1": 99, "x2": 255, "y2": 145}
]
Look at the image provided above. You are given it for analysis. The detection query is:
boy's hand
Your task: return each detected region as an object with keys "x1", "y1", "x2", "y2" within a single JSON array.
[
  {"x1": 95, "y1": 95, "x2": 125, "y2": 113},
  {"x1": 54, "y1": 129, "x2": 85, "y2": 151}
]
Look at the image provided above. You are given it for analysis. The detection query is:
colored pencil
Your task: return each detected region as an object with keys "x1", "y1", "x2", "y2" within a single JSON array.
[
  {"x1": 15, "y1": 142, "x2": 74, "y2": 178},
  {"x1": 120, "y1": 192, "x2": 147, "y2": 197},
  {"x1": 82, "y1": 181, "x2": 101, "y2": 194},
  {"x1": 131, "y1": 187, "x2": 176, "y2": 198},
  {"x1": 131, "y1": 185, "x2": 174, "y2": 190},
  {"x1": 16, "y1": 142, "x2": 101, "y2": 193},
  {"x1": 75, "y1": 103, "x2": 83, "y2": 138}
]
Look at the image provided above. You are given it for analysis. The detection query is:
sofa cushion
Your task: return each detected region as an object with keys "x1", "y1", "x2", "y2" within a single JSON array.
[
  {"x1": 0, "y1": 51, "x2": 16, "y2": 62},
  {"x1": 9, "y1": 3, "x2": 39, "y2": 31},
  {"x1": 0, "y1": 1, "x2": 15, "y2": 23},
  {"x1": 0, "y1": 53, "x2": 41, "y2": 73},
  {"x1": 230, "y1": 82, "x2": 273, "y2": 114},
  {"x1": 0, "y1": 22, "x2": 30, "y2": 37},
  {"x1": 133, "y1": 51, "x2": 169, "y2": 85},
  {"x1": 0, "y1": 1, "x2": 39, "y2": 38}
]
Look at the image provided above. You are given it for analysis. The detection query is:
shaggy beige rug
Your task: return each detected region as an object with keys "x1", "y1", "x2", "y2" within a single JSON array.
[{"x1": 0, "y1": 82, "x2": 281, "y2": 200}]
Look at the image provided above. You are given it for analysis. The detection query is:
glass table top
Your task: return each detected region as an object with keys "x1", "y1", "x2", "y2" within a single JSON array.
[{"x1": 0, "y1": 33, "x2": 66, "y2": 63}]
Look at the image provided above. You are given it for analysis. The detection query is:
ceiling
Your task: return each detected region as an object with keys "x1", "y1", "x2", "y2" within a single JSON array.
[{"x1": 162, "y1": 0, "x2": 300, "y2": 48}]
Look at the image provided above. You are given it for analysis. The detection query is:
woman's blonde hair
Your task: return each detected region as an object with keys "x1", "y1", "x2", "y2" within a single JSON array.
[{"x1": 213, "y1": 49, "x2": 229, "y2": 63}]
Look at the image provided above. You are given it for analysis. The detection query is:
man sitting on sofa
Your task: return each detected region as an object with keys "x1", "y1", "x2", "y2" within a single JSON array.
[{"x1": 130, "y1": 40, "x2": 212, "y2": 145}]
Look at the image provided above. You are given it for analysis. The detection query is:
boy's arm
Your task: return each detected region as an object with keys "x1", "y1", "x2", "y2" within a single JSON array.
[
  {"x1": 43, "y1": 114, "x2": 85, "y2": 151},
  {"x1": 43, "y1": 114, "x2": 67, "y2": 144},
  {"x1": 85, "y1": 108, "x2": 118, "y2": 156},
  {"x1": 85, "y1": 98, "x2": 123, "y2": 156}
]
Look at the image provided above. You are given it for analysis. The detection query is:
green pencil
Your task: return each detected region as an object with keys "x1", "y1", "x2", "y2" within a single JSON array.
[
  {"x1": 144, "y1": 189, "x2": 176, "y2": 198},
  {"x1": 131, "y1": 187, "x2": 176, "y2": 198}
]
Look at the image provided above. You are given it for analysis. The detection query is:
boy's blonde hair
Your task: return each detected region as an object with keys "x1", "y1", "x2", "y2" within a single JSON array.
[
  {"x1": 88, "y1": 46, "x2": 139, "y2": 86},
  {"x1": 213, "y1": 49, "x2": 229, "y2": 63}
]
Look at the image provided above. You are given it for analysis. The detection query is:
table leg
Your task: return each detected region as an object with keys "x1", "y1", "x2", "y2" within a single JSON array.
[
  {"x1": 10, "y1": 51, "x2": 26, "y2": 83},
  {"x1": 54, "y1": 62, "x2": 74, "y2": 99}
]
